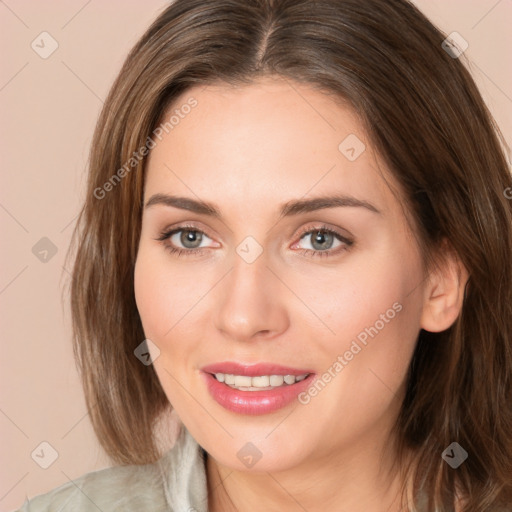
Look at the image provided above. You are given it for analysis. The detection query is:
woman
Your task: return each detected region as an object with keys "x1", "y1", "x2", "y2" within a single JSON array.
[{"x1": 16, "y1": 0, "x2": 512, "y2": 510}]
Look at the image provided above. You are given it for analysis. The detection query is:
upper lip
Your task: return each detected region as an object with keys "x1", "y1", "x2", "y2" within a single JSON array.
[{"x1": 201, "y1": 361, "x2": 314, "y2": 377}]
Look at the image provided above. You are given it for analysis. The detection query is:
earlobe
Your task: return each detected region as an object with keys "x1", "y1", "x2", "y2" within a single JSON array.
[{"x1": 420, "y1": 243, "x2": 469, "y2": 333}]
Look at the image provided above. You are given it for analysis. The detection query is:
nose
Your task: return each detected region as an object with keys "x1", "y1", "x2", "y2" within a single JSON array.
[{"x1": 213, "y1": 251, "x2": 290, "y2": 343}]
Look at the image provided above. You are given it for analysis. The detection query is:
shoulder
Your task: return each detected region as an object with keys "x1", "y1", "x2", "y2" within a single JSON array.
[
  {"x1": 14, "y1": 457, "x2": 170, "y2": 512},
  {"x1": 14, "y1": 426, "x2": 208, "y2": 512}
]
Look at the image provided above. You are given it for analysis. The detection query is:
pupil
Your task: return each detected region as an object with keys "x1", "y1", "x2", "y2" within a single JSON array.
[
  {"x1": 312, "y1": 230, "x2": 332, "y2": 250},
  {"x1": 181, "y1": 230, "x2": 202, "y2": 248}
]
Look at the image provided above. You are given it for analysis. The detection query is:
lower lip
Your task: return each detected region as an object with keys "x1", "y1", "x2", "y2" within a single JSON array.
[{"x1": 202, "y1": 372, "x2": 315, "y2": 415}]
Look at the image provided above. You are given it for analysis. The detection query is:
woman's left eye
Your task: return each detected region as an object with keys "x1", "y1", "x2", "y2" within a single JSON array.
[
  {"x1": 292, "y1": 225, "x2": 354, "y2": 259},
  {"x1": 155, "y1": 224, "x2": 353, "y2": 259}
]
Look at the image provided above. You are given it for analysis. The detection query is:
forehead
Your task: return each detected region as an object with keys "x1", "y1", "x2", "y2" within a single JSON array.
[{"x1": 144, "y1": 77, "x2": 403, "y2": 223}]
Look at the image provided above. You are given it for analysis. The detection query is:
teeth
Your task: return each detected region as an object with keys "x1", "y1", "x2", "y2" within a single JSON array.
[
  {"x1": 213, "y1": 373, "x2": 309, "y2": 390},
  {"x1": 252, "y1": 375, "x2": 270, "y2": 387},
  {"x1": 269, "y1": 375, "x2": 284, "y2": 386},
  {"x1": 234, "y1": 375, "x2": 252, "y2": 387}
]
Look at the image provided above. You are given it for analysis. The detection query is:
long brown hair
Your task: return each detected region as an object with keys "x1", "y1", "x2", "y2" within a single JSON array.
[{"x1": 65, "y1": 0, "x2": 512, "y2": 510}]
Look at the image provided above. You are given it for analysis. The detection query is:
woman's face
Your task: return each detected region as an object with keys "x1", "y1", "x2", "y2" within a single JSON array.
[{"x1": 134, "y1": 77, "x2": 427, "y2": 473}]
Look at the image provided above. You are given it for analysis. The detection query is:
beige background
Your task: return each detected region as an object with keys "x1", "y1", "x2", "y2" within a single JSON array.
[{"x1": 1, "y1": 1, "x2": 511, "y2": 510}]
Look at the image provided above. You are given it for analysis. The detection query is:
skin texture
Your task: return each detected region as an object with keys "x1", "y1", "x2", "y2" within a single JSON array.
[{"x1": 134, "y1": 76, "x2": 468, "y2": 512}]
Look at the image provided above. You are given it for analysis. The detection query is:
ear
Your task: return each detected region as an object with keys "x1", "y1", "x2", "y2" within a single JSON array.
[{"x1": 420, "y1": 240, "x2": 469, "y2": 333}]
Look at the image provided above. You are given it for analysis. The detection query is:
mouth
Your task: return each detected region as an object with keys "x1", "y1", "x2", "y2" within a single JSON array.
[
  {"x1": 200, "y1": 362, "x2": 315, "y2": 415},
  {"x1": 210, "y1": 372, "x2": 309, "y2": 391}
]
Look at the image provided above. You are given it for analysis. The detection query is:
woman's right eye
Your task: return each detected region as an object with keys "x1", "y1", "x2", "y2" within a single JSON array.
[{"x1": 155, "y1": 226, "x2": 215, "y2": 256}]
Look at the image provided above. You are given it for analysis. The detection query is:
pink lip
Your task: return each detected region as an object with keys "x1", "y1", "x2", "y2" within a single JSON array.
[
  {"x1": 201, "y1": 361, "x2": 313, "y2": 376},
  {"x1": 200, "y1": 361, "x2": 315, "y2": 415}
]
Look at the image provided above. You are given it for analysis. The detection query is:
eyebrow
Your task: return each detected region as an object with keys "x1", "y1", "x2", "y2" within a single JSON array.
[{"x1": 144, "y1": 193, "x2": 381, "y2": 218}]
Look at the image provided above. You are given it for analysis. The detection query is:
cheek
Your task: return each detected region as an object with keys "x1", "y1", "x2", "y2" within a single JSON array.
[
  {"x1": 133, "y1": 245, "x2": 213, "y2": 373},
  {"x1": 294, "y1": 256, "x2": 423, "y2": 444},
  {"x1": 308, "y1": 245, "x2": 423, "y2": 399},
  {"x1": 134, "y1": 251, "x2": 162, "y2": 336},
  {"x1": 307, "y1": 247, "x2": 422, "y2": 345},
  {"x1": 133, "y1": 250, "x2": 190, "y2": 400},
  {"x1": 134, "y1": 246, "x2": 181, "y2": 341},
  {"x1": 134, "y1": 242, "x2": 190, "y2": 327}
]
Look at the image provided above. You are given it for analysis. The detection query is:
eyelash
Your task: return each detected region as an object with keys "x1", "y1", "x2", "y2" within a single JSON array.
[{"x1": 155, "y1": 223, "x2": 354, "y2": 259}]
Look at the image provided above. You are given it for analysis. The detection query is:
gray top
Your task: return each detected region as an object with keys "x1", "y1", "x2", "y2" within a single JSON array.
[{"x1": 14, "y1": 426, "x2": 208, "y2": 512}]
